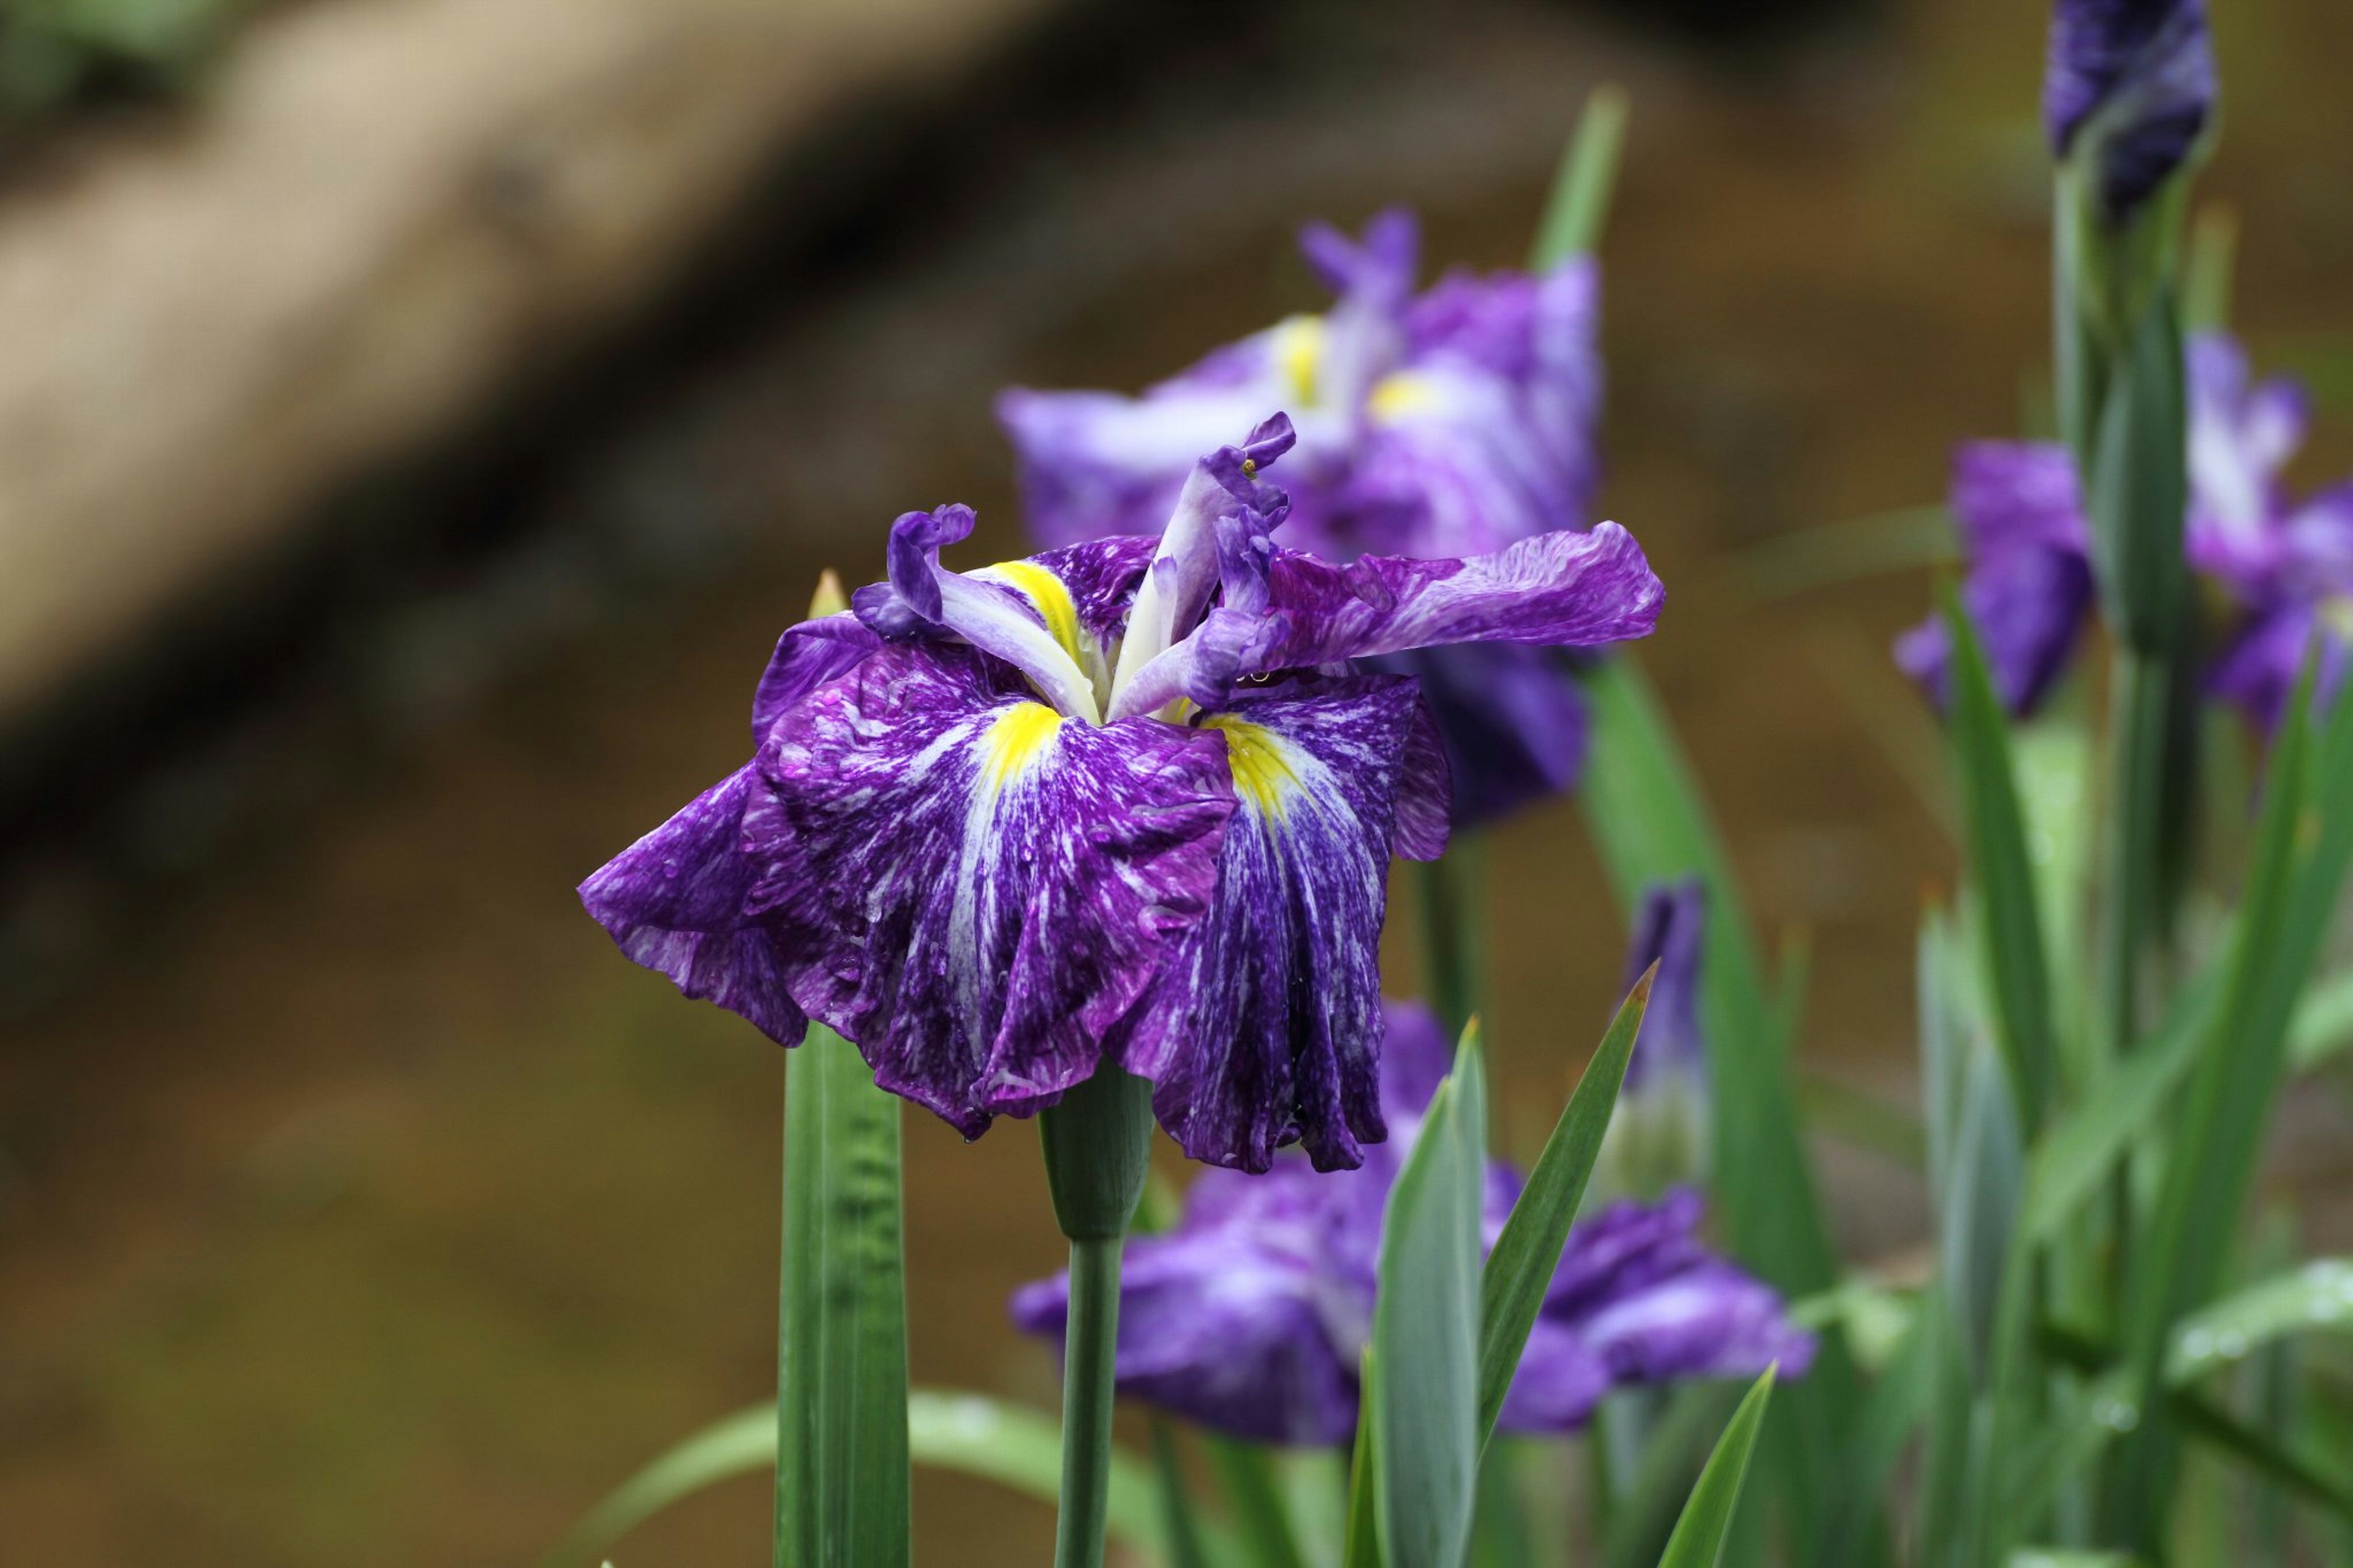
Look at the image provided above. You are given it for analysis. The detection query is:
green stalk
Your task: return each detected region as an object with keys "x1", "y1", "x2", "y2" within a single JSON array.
[
  {"x1": 1040, "y1": 1064, "x2": 1156, "y2": 1568},
  {"x1": 1415, "y1": 838, "x2": 1489, "y2": 1047},
  {"x1": 2099, "y1": 646, "x2": 2170, "y2": 1063}
]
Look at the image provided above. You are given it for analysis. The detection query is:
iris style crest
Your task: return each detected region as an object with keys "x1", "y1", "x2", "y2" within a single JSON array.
[
  {"x1": 2045, "y1": 0, "x2": 2216, "y2": 225},
  {"x1": 1008, "y1": 1002, "x2": 1813, "y2": 1445},
  {"x1": 1898, "y1": 334, "x2": 2353, "y2": 728},
  {"x1": 582, "y1": 419, "x2": 1662, "y2": 1172},
  {"x1": 999, "y1": 208, "x2": 1607, "y2": 828}
]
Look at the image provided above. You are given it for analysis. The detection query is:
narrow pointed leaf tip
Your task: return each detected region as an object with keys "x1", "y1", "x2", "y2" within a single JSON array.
[
  {"x1": 1656, "y1": 1365, "x2": 1777, "y2": 1568},
  {"x1": 1475, "y1": 973, "x2": 1647, "y2": 1443}
]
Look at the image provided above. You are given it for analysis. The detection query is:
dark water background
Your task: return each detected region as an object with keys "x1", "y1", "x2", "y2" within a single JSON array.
[{"x1": 4, "y1": 0, "x2": 2351, "y2": 1562}]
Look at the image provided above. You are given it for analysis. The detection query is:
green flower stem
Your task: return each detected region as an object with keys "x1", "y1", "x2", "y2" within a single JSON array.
[
  {"x1": 1415, "y1": 837, "x2": 1490, "y2": 1047},
  {"x1": 1040, "y1": 1064, "x2": 1156, "y2": 1568},
  {"x1": 2100, "y1": 647, "x2": 2172, "y2": 1053}
]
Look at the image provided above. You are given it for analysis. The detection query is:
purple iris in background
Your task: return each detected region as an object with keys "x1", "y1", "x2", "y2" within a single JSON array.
[
  {"x1": 1605, "y1": 879, "x2": 1712, "y2": 1197},
  {"x1": 1009, "y1": 1001, "x2": 1811, "y2": 1446},
  {"x1": 2045, "y1": 0, "x2": 2216, "y2": 225},
  {"x1": 581, "y1": 417, "x2": 1662, "y2": 1173},
  {"x1": 1896, "y1": 335, "x2": 2353, "y2": 727},
  {"x1": 999, "y1": 210, "x2": 1604, "y2": 828}
]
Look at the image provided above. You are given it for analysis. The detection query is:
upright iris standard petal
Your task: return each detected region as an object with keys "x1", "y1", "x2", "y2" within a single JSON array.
[
  {"x1": 745, "y1": 640, "x2": 1234, "y2": 1134},
  {"x1": 1011, "y1": 1000, "x2": 1811, "y2": 1444},
  {"x1": 2045, "y1": 0, "x2": 2216, "y2": 225},
  {"x1": 1117, "y1": 673, "x2": 1435, "y2": 1173},
  {"x1": 999, "y1": 209, "x2": 1608, "y2": 829},
  {"x1": 853, "y1": 505, "x2": 1104, "y2": 724}
]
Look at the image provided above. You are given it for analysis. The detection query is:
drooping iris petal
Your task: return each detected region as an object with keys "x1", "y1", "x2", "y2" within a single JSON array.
[
  {"x1": 1242, "y1": 523, "x2": 1662, "y2": 673},
  {"x1": 580, "y1": 765, "x2": 809, "y2": 1047},
  {"x1": 744, "y1": 640, "x2": 1234, "y2": 1134},
  {"x1": 2045, "y1": 0, "x2": 2216, "y2": 225},
  {"x1": 1116, "y1": 673, "x2": 1436, "y2": 1172},
  {"x1": 852, "y1": 505, "x2": 1104, "y2": 724}
]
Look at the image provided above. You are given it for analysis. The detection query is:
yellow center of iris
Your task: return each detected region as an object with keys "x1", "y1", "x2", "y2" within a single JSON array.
[
  {"x1": 1368, "y1": 371, "x2": 1439, "y2": 423},
  {"x1": 983, "y1": 702, "x2": 1063, "y2": 788},
  {"x1": 2323, "y1": 596, "x2": 2353, "y2": 645},
  {"x1": 978, "y1": 559, "x2": 1088, "y2": 669},
  {"x1": 1273, "y1": 315, "x2": 1326, "y2": 406},
  {"x1": 1205, "y1": 715, "x2": 1300, "y2": 816}
]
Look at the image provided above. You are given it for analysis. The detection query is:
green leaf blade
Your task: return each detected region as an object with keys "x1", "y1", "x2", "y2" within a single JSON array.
[
  {"x1": 1374, "y1": 1037, "x2": 1488, "y2": 1568},
  {"x1": 779, "y1": 1025, "x2": 912, "y2": 1568},
  {"x1": 1477, "y1": 974, "x2": 1648, "y2": 1442},
  {"x1": 1658, "y1": 1368, "x2": 1779, "y2": 1568},
  {"x1": 1938, "y1": 583, "x2": 2058, "y2": 1134}
]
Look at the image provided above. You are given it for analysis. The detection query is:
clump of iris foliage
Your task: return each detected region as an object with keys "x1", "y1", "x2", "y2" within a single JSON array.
[{"x1": 549, "y1": 0, "x2": 2353, "y2": 1563}]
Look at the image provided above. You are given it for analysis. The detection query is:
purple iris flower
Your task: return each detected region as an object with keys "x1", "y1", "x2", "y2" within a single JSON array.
[
  {"x1": 581, "y1": 417, "x2": 1662, "y2": 1173},
  {"x1": 1897, "y1": 335, "x2": 2353, "y2": 727},
  {"x1": 998, "y1": 210, "x2": 1604, "y2": 830},
  {"x1": 1007, "y1": 1002, "x2": 1813, "y2": 1446},
  {"x1": 2045, "y1": 0, "x2": 2216, "y2": 225}
]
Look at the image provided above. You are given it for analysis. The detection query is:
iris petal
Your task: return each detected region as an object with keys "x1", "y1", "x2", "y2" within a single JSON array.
[
  {"x1": 578, "y1": 765, "x2": 808, "y2": 1047},
  {"x1": 1114, "y1": 673, "x2": 1427, "y2": 1172},
  {"x1": 855, "y1": 505, "x2": 1105, "y2": 724},
  {"x1": 745, "y1": 640, "x2": 1233, "y2": 1134}
]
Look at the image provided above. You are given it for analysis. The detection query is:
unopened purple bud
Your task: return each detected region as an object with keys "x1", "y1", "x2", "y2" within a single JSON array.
[{"x1": 2045, "y1": 0, "x2": 2216, "y2": 225}]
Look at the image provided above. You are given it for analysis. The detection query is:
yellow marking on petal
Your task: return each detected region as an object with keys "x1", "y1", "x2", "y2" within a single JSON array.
[
  {"x1": 983, "y1": 702, "x2": 1063, "y2": 790},
  {"x1": 1273, "y1": 314, "x2": 1327, "y2": 406},
  {"x1": 1368, "y1": 371, "x2": 1440, "y2": 424},
  {"x1": 978, "y1": 559, "x2": 1088, "y2": 668},
  {"x1": 2324, "y1": 596, "x2": 2353, "y2": 644},
  {"x1": 1205, "y1": 715, "x2": 1302, "y2": 817}
]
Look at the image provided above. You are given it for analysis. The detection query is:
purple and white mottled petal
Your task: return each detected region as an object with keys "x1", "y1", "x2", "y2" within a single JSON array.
[
  {"x1": 1366, "y1": 643, "x2": 1578, "y2": 831},
  {"x1": 1107, "y1": 417, "x2": 1297, "y2": 705},
  {"x1": 1238, "y1": 524, "x2": 1662, "y2": 673},
  {"x1": 749, "y1": 613, "x2": 884, "y2": 740},
  {"x1": 1116, "y1": 673, "x2": 1427, "y2": 1172},
  {"x1": 744, "y1": 641, "x2": 1234, "y2": 1135},
  {"x1": 1008, "y1": 1226, "x2": 1360, "y2": 1447},
  {"x1": 853, "y1": 506, "x2": 1104, "y2": 723},
  {"x1": 580, "y1": 765, "x2": 808, "y2": 1047},
  {"x1": 1023, "y1": 536, "x2": 1160, "y2": 648}
]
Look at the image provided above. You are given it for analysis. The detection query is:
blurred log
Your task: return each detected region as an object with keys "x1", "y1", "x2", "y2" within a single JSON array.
[{"x1": 0, "y1": 0, "x2": 1051, "y2": 725}]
